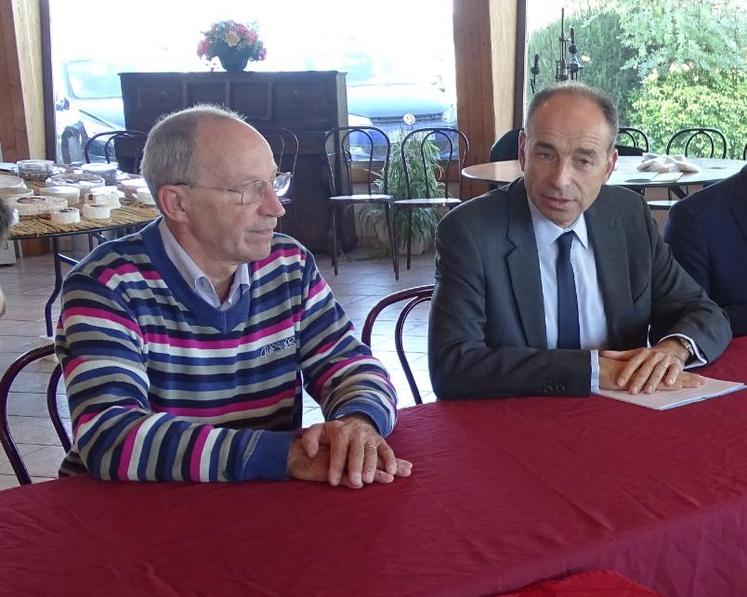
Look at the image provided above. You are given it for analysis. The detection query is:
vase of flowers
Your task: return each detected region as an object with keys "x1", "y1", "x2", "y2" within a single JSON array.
[{"x1": 197, "y1": 20, "x2": 267, "y2": 73}]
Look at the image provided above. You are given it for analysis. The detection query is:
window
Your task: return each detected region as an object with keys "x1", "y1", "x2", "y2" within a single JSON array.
[
  {"x1": 49, "y1": 0, "x2": 457, "y2": 163},
  {"x1": 524, "y1": 0, "x2": 747, "y2": 157}
]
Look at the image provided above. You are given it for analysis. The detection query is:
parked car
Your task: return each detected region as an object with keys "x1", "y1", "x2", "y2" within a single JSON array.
[{"x1": 55, "y1": 60, "x2": 128, "y2": 164}]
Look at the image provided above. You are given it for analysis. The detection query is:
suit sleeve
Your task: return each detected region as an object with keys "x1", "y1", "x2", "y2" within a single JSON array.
[
  {"x1": 428, "y1": 210, "x2": 591, "y2": 400},
  {"x1": 649, "y1": 204, "x2": 731, "y2": 360},
  {"x1": 663, "y1": 201, "x2": 711, "y2": 293},
  {"x1": 665, "y1": 202, "x2": 747, "y2": 336}
]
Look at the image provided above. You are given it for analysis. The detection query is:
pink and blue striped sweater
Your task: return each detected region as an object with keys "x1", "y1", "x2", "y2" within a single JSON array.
[{"x1": 55, "y1": 221, "x2": 398, "y2": 481}]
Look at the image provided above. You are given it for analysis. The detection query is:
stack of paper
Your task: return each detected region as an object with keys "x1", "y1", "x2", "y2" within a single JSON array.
[{"x1": 596, "y1": 377, "x2": 745, "y2": 410}]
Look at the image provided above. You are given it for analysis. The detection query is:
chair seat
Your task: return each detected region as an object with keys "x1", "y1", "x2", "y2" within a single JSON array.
[
  {"x1": 395, "y1": 197, "x2": 462, "y2": 208},
  {"x1": 330, "y1": 193, "x2": 393, "y2": 204}
]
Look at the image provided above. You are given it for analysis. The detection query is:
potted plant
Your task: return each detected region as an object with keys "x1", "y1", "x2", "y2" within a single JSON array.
[
  {"x1": 360, "y1": 129, "x2": 446, "y2": 256},
  {"x1": 197, "y1": 20, "x2": 267, "y2": 73}
]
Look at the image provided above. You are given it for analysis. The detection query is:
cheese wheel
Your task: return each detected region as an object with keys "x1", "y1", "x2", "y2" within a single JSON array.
[
  {"x1": 136, "y1": 187, "x2": 156, "y2": 205},
  {"x1": 39, "y1": 185, "x2": 81, "y2": 206},
  {"x1": 7, "y1": 195, "x2": 67, "y2": 216},
  {"x1": 46, "y1": 173, "x2": 105, "y2": 198},
  {"x1": 51, "y1": 207, "x2": 81, "y2": 224},
  {"x1": 87, "y1": 186, "x2": 122, "y2": 208},
  {"x1": 81, "y1": 203, "x2": 111, "y2": 219},
  {"x1": 9, "y1": 208, "x2": 19, "y2": 226},
  {"x1": 0, "y1": 174, "x2": 26, "y2": 189}
]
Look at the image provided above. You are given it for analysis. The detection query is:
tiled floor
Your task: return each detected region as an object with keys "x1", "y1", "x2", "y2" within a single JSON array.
[{"x1": 0, "y1": 245, "x2": 436, "y2": 489}]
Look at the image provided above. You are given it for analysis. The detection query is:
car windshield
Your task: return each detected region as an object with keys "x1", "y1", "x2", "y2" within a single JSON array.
[{"x1": 65, "y1": 61, "x2": 123, "y2": 99}]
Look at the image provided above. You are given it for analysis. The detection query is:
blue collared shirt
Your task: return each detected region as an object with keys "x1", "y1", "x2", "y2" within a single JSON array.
[{"x1": 158, "y1": 219, "x2": 251, "y2": 311}]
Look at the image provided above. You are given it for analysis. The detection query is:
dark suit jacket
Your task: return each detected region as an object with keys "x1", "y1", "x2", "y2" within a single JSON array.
[
  {"x1": 664, "y1": 165, "x2": 747, "y2": 336},
  {"x1": 429, "y1": 178, "x2": 731, "y2": 399}
]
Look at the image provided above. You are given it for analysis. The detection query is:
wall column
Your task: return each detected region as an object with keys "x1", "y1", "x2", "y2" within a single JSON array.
[{"x1": 453, "y1": 0, "x2": 523, "y2": 197}]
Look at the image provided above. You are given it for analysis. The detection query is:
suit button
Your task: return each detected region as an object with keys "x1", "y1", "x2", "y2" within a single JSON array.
[
  {"x1": 543, "y1": 384, "x2": 554, "y2": 393},
  {"x1": 555, "y1": 384, "x2": 565, "y2": 393}
]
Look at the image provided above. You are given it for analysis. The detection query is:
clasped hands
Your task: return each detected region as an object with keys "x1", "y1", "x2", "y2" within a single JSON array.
[
  {"x1": 287, "y1": 415, "x2": 412, "y2": 489},
  {"x1": 600, "y1": 338, "x2": 705, "y2": 394}
]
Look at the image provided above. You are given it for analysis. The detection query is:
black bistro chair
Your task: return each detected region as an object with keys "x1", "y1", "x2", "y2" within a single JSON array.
[
  {"x1": 396, "y1": 127, "x2": 469, "y2": 270},
  {"x1": 324, "y1": 126, "x2": 398, "y2": 279},
  {"x1": 665, "y1": 127, "x2": 728, "y2": 159},
  {"x1": 256, "y1": 126, "x2": 299, "y2": 231},
  {"x1": 0, "y1": 344, "x2": 70, "y2": 485},
  {"x1": 615, "y1": 127, "x2": 650, "y2": 156},
  {"x1": 84, "y1": 129, "x2": 147, "y2": 174},
  {"x1": 489, "y1": 128, "x2": 522, "y2": 162},
  {"x1": 361, "y1": 285, "x2": 434, "y2": 405}
]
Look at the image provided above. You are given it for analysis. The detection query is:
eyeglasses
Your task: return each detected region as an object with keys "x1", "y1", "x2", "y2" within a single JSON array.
[{"x1": 176, "y1": 172, "x2": 292, "y2": 206}]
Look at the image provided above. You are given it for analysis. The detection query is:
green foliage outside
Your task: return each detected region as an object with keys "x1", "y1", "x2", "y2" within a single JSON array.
[{"x1": 525, "y1": 0, "x2": 747, "y2": 157}]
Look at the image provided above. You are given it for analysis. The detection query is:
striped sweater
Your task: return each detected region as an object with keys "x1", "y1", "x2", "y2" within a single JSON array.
[{"x1": 55, "y1": 220, "x2": 398, "y2": 482}]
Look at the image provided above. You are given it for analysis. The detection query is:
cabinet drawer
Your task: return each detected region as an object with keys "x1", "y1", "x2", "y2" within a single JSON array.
[{"x1": 133, "y1": 83, "x2": 183, "y2": 111}]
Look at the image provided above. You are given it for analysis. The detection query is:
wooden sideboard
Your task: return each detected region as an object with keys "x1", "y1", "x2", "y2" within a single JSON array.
[{"x1": 119, "y1": 70, "x2": 351, "y2": 252}]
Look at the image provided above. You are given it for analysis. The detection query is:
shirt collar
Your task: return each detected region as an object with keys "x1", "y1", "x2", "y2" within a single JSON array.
[
  {"x1": 158, "y1": 218, "x2": 251, "y2": 295},
  {"x1": 526, "y1": 195, "x2": 589, "y2": 249}
]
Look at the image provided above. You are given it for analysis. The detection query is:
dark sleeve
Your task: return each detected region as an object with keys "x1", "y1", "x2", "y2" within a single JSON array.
[
  {"x1": 663, "y1": 201, "x2": 711, "y2": 293},
  {"x1": 664, "y1": 201, "x2": 747, "y2": 337},
  {"x1": 649, "y1": 205, "x2": 731, "y2": 361},
  {"x1": 428, "y1": 210, "x2": 591, "y2": 400}
]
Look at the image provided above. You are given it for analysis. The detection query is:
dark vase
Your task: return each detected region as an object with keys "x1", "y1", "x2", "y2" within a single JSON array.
[{"x1": 218, "y1": 53, "x2": 249, "y2": 73}]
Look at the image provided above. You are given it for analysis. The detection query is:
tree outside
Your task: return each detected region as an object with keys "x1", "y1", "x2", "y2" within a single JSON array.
[{"x1": 525, "y1": 0, "x2": 747, "y2": 158}]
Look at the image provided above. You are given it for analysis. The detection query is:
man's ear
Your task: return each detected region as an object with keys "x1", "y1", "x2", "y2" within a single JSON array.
[
  {"x1": 158, "y1": 185, "x2": 190, "y2": 223},
  {"x1": 604, "y1": 147, "x2": 619, "y2": 181},
  {"x1": 518, "y1": 129, "x2": 528, "y2": 170}
]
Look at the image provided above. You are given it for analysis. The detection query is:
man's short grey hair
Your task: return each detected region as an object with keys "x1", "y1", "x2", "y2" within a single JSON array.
[
  {"x1": 140, "y1": 104, "x2": 248, "y2": 202},
  {"x1": 0, "y1": 200, "x2": 11, "y2": 240},
  {"x1": 525, "y1": 83, "x2": 619, "y2": 153}
]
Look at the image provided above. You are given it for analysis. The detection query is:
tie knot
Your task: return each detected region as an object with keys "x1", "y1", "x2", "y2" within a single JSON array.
[{"x1": 557, "y1": 231, "x2": 575, "y2": 259}]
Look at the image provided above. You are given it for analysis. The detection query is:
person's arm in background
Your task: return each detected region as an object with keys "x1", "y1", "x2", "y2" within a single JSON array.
[{"x1": 664, "y1": 201, "x2": 747, "y2": 336}]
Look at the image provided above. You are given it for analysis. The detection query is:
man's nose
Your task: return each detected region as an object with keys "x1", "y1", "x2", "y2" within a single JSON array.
[
  {"x1": 262, "y1": 186, "x2": 287, "y2": 219},
  {"x1": 548, "y1": 159, "x2": 573, "y2": 188}
]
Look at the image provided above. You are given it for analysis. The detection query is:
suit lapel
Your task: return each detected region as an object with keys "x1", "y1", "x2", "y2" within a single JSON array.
[
  {"x1": 586, "y1": 192, "x2": 632, "y2": 347},
  {"x1": 506, "y1": 184, "x2": 547, "y2": 348}
]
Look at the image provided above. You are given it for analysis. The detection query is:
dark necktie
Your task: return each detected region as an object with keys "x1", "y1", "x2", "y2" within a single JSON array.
[{"x1": 556, "y1": 231, "x2": 580, "y2": 349}]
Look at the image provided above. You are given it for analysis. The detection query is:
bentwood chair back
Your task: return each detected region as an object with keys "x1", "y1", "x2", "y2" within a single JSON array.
[
  {"x1": 615, "y1": 127, "x2": 650, "y2": 156},
  {"x1": 84, "y1": 130, "x2": 147, "y2": 174},
  {"x1": 397, "y1": 127, "x2": 468, "y2": 270},
  {"x1": 324, "y1": 126, "x2": 399, "y2": 279},
  {"x1": 0, "y1": 344, "x2": 69, "y2": 485},
  {"x1": 665, "y1": 127, "x2": 728, "y2": 159},
  {"x1": 489, "y1": 128, "x2": 522, "y2": 162},
  {"x1": 361, "y1": 284, "x2": 434, "y2": 405},
  {"x1": 255, "y1": 126, "x2": 299, "y2": 232}
]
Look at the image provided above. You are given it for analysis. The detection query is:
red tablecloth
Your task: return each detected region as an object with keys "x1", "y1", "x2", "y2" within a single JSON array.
[{"x1": 2, "y1": 338, "x2": 747, "y2": 596}]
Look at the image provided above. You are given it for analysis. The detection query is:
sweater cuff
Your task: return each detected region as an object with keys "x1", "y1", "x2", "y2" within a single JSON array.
[
  {"x1": 332, "y1": 399, "x2": 394, "y2": 437},
  {"x1": 240, "y1": 430, "x2": 296, "y2": 481}
]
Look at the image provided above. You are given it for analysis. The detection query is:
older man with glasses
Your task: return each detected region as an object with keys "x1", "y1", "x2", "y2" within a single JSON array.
[{"x1": 55, "y1": 105, "x2": 412, "y2": 487}]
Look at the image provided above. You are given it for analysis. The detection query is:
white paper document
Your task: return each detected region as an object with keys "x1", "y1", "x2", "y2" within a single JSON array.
[{"x1": 596, "y1": 377, "x2": 745, "y2": 410}]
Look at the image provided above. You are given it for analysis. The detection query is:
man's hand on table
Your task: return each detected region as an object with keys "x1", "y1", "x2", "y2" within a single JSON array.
[
  {"x1": 600, "y1": 339, "x2": 705, "y2": 394},
  {"x1": 287, "y1": 415, "x2": 413, "y2": 488}
]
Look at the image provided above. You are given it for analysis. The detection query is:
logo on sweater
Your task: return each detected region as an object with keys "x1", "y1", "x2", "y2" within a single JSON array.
[{"x1": 260, "y1": 336, "x2": 296, "y2": 358}]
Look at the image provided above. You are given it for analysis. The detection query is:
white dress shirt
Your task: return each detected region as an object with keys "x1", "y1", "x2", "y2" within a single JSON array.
[{"x1": 159, "y1": 219, "x2": 251, "y2": 311}]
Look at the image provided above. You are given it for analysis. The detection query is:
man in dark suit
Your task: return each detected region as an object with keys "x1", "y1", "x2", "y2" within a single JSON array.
[
  {"x1": 664, "y1": 165, "x2": 747, "y2": 337},
  {"x1": 429, "y1": 83, "x2": 731, "y2": 400}
]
